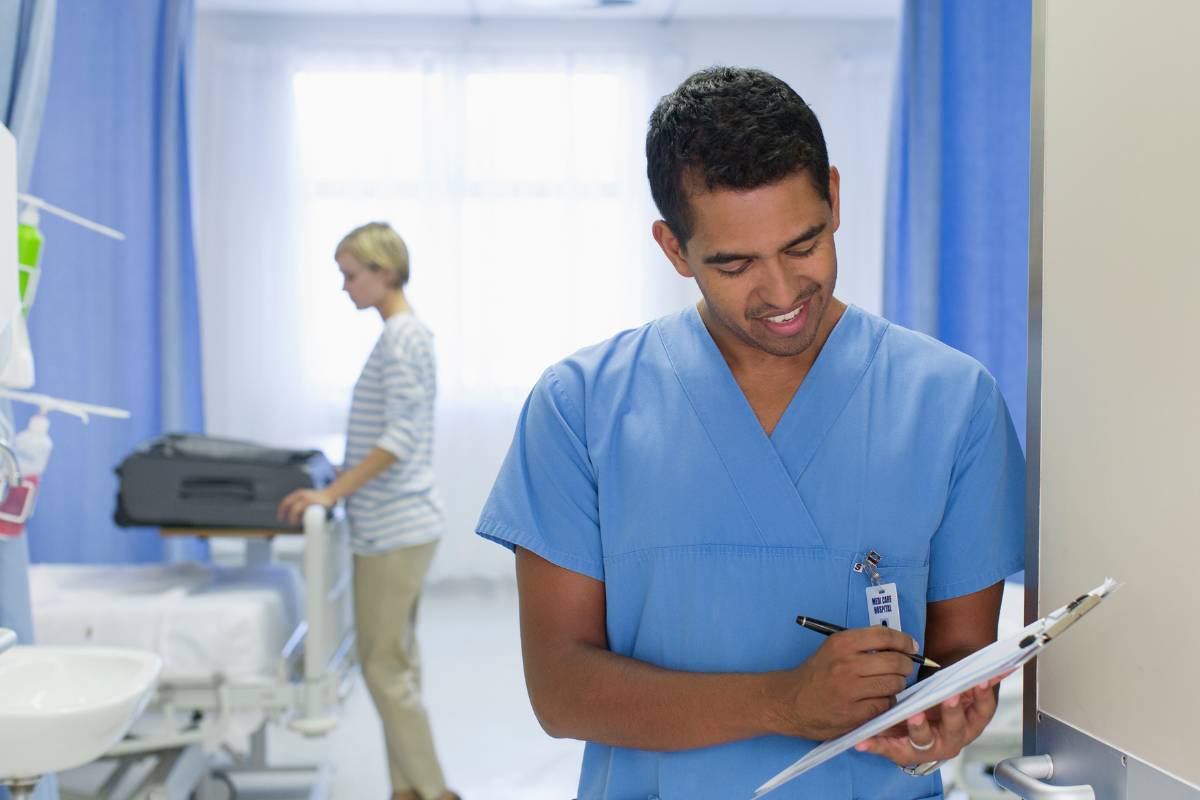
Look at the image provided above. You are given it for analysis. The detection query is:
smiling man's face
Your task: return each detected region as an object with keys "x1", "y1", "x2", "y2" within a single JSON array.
[{"x1": 655, "y1": 167, "x2": 841, "y2": 361}]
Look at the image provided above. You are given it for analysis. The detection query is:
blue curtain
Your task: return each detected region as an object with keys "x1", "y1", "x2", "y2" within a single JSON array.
[
  {"x1": 21, "y1": 0, "x2": 205, "y2": 564},
  {"x1": 883, "y1": 0, "x2": 1032, "y2": 448}
]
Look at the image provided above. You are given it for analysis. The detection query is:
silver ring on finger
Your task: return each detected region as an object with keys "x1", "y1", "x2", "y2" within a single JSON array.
[{"x1": 908, "y1": 736, "x2": 935, "y2": 752}]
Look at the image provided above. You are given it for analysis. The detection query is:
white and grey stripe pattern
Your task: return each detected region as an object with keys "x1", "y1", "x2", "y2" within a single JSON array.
[{"x1": 344, "y1": 313, "x2": 444, "y2": 554}]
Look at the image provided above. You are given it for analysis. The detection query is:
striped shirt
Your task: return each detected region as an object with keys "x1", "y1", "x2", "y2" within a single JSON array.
[{"x1": 344, "y1": 313, "x2": 444, "y2": 554}]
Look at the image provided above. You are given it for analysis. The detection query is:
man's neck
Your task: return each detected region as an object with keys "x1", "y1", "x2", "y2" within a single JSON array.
[{"x1": 699, "y1": 298, "x2": 847, "y2": 436}]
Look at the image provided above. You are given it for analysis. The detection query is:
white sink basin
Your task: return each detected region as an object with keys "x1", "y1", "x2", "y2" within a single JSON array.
[{"x1": 0, "y1": 645, "x2": 161, "y2": 782}]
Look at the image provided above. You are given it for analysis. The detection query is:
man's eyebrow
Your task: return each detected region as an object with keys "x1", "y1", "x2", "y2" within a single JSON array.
[
  {"x1": 704, "y1": 250, "x2": 755, "y2": 265},
  {"x1": 779, "y1": 223, "x2": 827, "y2": 251},
  {"x1": 702, "y1": 223, "x2": 828, "y2": 265}
]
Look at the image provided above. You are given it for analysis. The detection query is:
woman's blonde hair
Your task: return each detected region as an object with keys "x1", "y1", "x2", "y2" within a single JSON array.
[{"x1": 335, "y1": 222, "x2": 409, "y2": 288}]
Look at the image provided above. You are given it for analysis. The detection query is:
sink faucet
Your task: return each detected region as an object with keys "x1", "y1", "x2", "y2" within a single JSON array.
[
  {"x1": 0, "y1": 628, "x2": 15, "y2": 655},
  {"x1": 0, "y1": 440, "x2": 19, "y2": 505}
]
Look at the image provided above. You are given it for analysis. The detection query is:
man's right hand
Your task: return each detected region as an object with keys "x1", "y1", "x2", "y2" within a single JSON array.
[{"x1": 772, "y1": 625, "x2": 918, "y2": 740}]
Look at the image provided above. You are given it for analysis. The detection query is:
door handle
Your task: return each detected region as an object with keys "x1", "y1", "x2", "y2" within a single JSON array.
[{"x1": 994, "y1": 755, "x2": 1095, "y2": 799}]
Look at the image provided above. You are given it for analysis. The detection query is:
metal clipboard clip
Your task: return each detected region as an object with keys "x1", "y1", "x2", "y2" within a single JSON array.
[{"x1": 1021, "y1": 578, "x2": 1120, "y2": 649}]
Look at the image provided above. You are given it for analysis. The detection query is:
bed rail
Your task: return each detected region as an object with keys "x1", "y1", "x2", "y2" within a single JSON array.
[{"x1": 289, "y1": 503, "x2": 355, "y2": 736}]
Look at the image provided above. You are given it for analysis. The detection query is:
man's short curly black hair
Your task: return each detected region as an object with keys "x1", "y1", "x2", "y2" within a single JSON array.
[{"x1": 646, "y1": 66, "x2": 831, "y2": 247}]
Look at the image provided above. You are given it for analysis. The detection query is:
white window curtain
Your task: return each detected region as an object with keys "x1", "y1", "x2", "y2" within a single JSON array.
[
  {"x1": 194, "y1": 25, "x2": 696, "y2": 580},
  {"x1": 288, "y1": 52, "x2": 674, "y2": 405},
  {"x1": 193, "y1": 17, "x2": 897, "y2": 581}
]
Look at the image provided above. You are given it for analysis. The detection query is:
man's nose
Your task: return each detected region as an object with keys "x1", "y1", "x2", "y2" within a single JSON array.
[{"x1": 758, "y1": 256, "x2": 804, "y2": 309}]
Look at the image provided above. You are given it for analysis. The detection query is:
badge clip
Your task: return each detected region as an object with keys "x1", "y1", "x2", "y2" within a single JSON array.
[{"x1": 853, "y1": 550, "x2": 883, "y2": 586}]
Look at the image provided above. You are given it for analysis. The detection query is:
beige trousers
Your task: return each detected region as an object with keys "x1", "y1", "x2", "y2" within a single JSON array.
[{"x1": 354, "y1": 540, "x2": 447, "y2": 799}]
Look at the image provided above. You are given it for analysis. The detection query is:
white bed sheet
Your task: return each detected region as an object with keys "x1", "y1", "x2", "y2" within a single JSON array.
[{"x1": 29, "y1": 562, "x2": 304, "y2": 684}]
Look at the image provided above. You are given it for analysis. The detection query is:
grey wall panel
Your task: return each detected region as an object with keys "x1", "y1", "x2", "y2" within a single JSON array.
[{"x1": 1036, "y1": 0, "x2": 1200, "y2": 788}]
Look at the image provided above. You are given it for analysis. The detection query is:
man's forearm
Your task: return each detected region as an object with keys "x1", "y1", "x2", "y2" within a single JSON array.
[{"x1": 528, "y1": 640, "x2": 791, "y2": 751}]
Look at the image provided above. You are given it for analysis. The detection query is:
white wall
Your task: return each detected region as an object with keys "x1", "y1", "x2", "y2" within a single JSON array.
[{"x1": 193, "y1": 14, "x2": 898, "y2": 582}]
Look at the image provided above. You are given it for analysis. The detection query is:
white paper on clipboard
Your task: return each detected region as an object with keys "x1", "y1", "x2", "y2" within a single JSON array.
[{"x1": 754, "y1": 577, "x2": 1120, "y2": 799}]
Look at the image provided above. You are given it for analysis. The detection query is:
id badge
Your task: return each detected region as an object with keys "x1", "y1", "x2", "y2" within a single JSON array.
[{"x1": 866, "y1": 582, "x2": 902, "y2": 630}]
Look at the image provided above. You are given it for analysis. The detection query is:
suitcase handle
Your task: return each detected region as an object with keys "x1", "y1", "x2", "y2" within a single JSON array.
[{"x1": 180, "y1": 478, "x2": 256, "y2": 502}]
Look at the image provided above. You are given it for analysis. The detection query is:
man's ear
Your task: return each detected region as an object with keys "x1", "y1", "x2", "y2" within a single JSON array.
[
  {"x1": 828, "y1": 165, "x2": 842, "y2": 233},
  {"x1": 652, "y1": 220, "x2": 694, "y2": 278}
]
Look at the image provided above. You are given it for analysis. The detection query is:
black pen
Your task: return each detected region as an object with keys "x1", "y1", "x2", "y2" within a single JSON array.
[{"x1": 795, "y1": 615, "x2": 941, "y2": 669}]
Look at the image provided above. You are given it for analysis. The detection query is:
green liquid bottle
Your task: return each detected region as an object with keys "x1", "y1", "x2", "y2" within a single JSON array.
[{"x1": 17, "y1": 206, "x2": 42, "y2": 318}]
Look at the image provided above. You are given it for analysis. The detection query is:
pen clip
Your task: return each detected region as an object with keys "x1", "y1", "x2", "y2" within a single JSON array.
[{"x1": 853, "y1": 550, "x2": 883, "y2": 586}]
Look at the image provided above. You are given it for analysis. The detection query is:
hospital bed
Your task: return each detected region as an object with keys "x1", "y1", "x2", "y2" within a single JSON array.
[{"x1": 28, "y1": 505, "x2": 355, "y2": 800}]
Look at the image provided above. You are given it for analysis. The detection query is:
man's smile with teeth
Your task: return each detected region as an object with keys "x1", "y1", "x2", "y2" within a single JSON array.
[{"x1": 766, "y1": 303, "x2": 805, "y2": 323}]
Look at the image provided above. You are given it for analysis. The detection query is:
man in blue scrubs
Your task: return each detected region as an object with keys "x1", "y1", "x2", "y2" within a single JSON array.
[{"x1": 477, "y1": 66, "x2": 1024, "y2": 799}]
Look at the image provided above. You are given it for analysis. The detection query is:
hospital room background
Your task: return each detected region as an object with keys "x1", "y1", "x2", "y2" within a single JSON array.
[{"x1": 0, "y1": 1, "x2": 1030, "y2": 798}]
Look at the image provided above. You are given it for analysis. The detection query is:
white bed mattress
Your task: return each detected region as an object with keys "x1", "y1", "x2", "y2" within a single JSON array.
[{"x1": 29, "y1": 562, "x2": 304, "y2": 684}]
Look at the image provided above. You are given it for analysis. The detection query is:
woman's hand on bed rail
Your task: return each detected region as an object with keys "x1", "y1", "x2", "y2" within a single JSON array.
[
  {"x1": 278, "y1": 446, "x2": 397, "y2": 527},
  {"x1": 280, "y1": 446, "x2": 399, "y2": 529},
  {"x1": 276, "y1": 488, "x2": 336, "y2": 528}
]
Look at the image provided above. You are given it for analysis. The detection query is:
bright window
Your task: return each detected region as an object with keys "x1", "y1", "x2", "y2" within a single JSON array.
[{"x1": 289, "y1": 64, "x2": 659, "y2": 421}]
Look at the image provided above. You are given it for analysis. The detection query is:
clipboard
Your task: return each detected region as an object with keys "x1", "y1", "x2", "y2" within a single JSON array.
[{"x1": 754, "y1": 577, "x2": 1119, "y2": 798}]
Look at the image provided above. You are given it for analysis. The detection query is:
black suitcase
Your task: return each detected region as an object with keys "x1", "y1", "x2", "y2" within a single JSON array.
[{"x1": 114, "y1": 433, "x2": 337, "y2": 530}]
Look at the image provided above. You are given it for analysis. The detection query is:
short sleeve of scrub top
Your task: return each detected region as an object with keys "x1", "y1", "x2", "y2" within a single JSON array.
[
  {"x1": 477, "y1": 365, "x2": 603, "y2": 582},
  {"x1": 927, "y1": 377, "x2": 1025, "y2": 602}
]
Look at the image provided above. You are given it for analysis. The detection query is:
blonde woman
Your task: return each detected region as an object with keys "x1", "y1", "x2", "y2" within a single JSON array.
[{"x1": 278, "y1": 222, "x2": 459, "y2": 800}]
